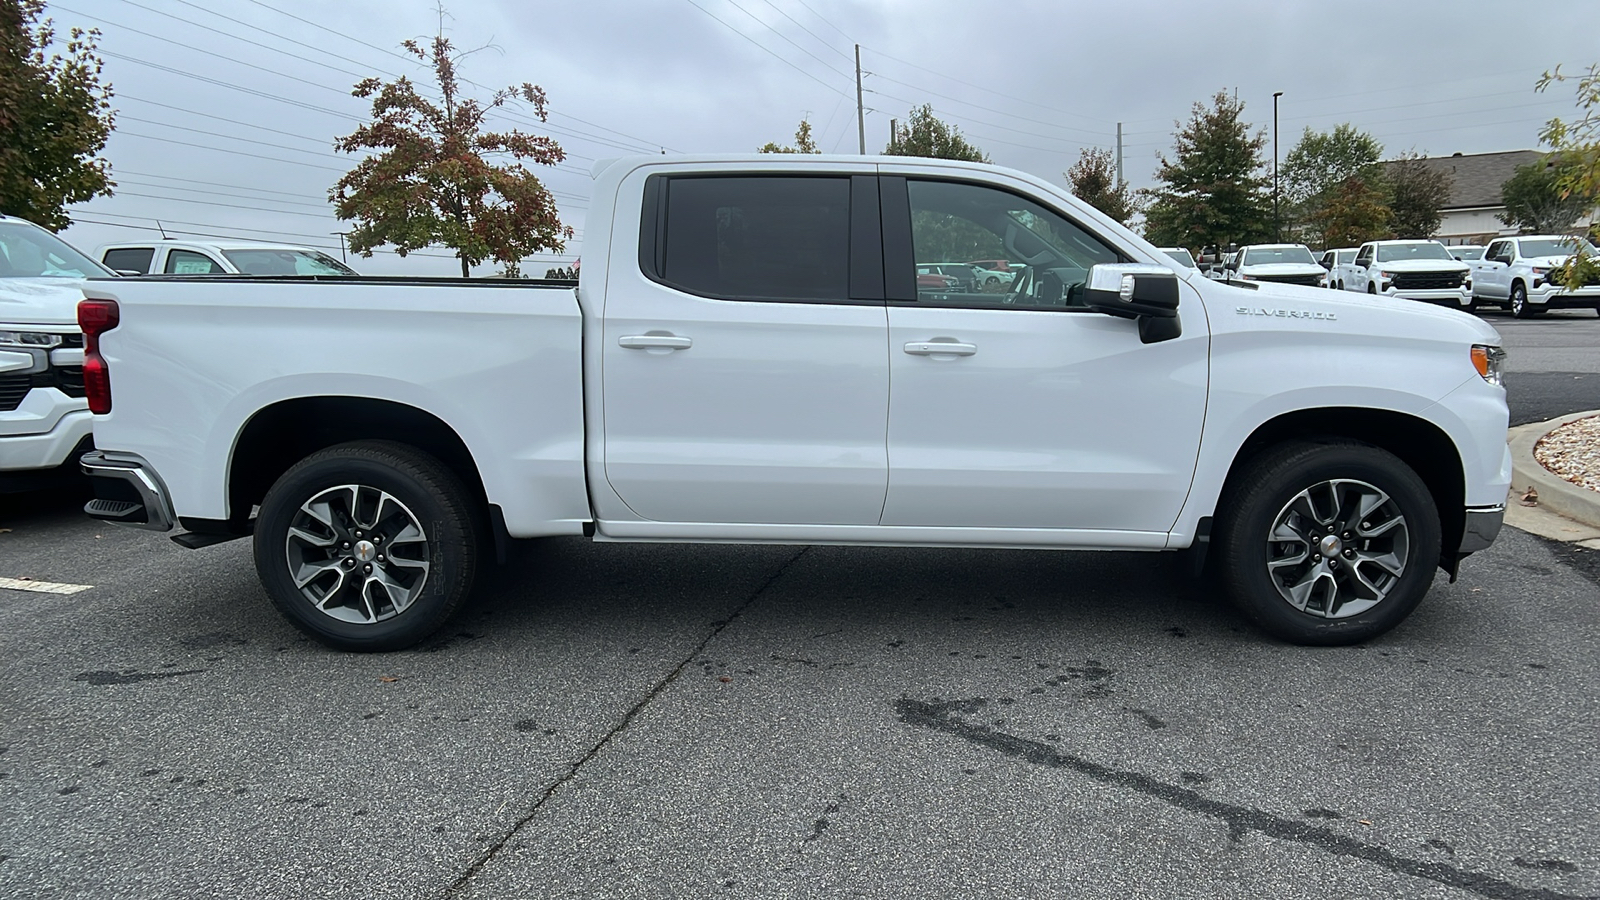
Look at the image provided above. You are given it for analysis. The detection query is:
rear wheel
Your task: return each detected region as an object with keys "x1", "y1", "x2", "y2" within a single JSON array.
[
  {"x1": 253, "y1": 441, "x2": 480, "y2": 651},
  {"x1": 1213, "y1": 441, "x2": 1440, "y2": 646}
]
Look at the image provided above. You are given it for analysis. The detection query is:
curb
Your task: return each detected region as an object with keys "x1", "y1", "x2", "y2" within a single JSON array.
[{"x1": 1509, "y1": 410, "x2": 1600, "y2": 531}]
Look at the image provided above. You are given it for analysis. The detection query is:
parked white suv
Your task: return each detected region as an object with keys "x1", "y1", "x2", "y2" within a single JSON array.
[
  {"x1": 1219, "y1": 244, "x2": 1328, "y2": 287},
  {"x1": 1342, "y1": 240, "x2": 1472, "y2": 308},
  {"x1": 98, "y1": 239, "x2": 358, "y2": 276},
  {"x1": 1473, "y1": 235, "x2": 1600, "y2": 318},
  {"x1": 0, "y1": 215, "x2": 112, "y2": 490}
]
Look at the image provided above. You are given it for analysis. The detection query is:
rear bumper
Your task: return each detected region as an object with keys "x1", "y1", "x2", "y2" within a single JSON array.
[{"x1": 80, "y1": 450, "x2": 176, "y2": 531}]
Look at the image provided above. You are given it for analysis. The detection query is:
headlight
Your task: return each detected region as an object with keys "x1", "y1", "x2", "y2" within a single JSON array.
[
  {"x1": 1378, "y1": 271, "x2": 1395, "y2": 280},
  {"x1": 1471, "y1": 344, "x2": 1506, "y2": 387},
  {"x1": 1531, "y1": 267, "x2": 1550, "y2": 276},
  {"x1": 0, "y1": 330, "x2": 65, "y2": 348},
  {"x1": 1240, "y1": 274, "x2": 1257, "y2": 281}
]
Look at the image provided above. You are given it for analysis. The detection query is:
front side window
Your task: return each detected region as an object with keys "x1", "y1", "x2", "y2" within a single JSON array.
[
  {"x1": 165, "y1": 249, "x2": 226, "y2": 275},
  {"x1": 658, "y1": 176, "x2": 850, "y2": 302},
  {"x1": 905, "y1": 179, "x2": 1120, "y2": 309},
  {"x1": 102, "y1": 247, "x2": 156, "y2": 273}
]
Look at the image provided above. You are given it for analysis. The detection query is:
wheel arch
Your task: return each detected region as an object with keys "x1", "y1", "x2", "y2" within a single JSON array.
[
  {"x1": 227, "y1": 397, "x2": 490, "y2": 529},
  {"x1": 1214, "y1": 407, "x2": 1466, "y2": 563}
]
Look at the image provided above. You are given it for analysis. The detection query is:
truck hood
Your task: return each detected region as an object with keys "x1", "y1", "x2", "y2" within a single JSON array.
[
  {"x1": 1220, "y1": 278, "x2": 1501, "y2": 344},
  {"x1": 1237, "y1": 263, "x2": 1325, "y2": 277},
  {"x1": 0, "y1": 278, "x2": 88, "y2": 327},
  {"x1": 1371, "y1": 260, "x2": 1469, "y2": 274},
  {"x1": 1524, "y1": 255, "x2": 1575, "y2": 268}
]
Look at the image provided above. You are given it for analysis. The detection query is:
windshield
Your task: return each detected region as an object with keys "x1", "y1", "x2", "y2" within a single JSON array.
[
  {"x1": 220, "y1": 248, "x2": 358, "y2": 276},
  {"x1": 1451, "y1": 247, "x2": 1485, "y2": 260},
  {"x1": 0, "y1": 221, "x2": 112, "y2": 278},
  {"x1": 1241, "y1": 246, "x2": 1316, "y2": 266},
  {"x1": 1518, "y1": 238, "x2": 1598, "y2": 259},
  {"x1": 1163, "y1": 249, "x2": 1196, "y2": 268},
  {"x1": 1376, "y1": 242, "x2": 1452, "y2": 263}
]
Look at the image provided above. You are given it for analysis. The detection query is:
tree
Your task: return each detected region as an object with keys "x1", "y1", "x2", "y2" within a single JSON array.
[
  {"x1": 1141, "y1": 91, "x2": 1272, "y2": 251},
  {"x1": 884, "y1": 105, "x2": 988, "y2": 162},
  {"x1": 1538, "y1": 63, "x2": 1600, "y2": 291},
  {"x1": 1310, "y1": 175, "x2": 1392, "y2": 248},
  {"x1": 543, "y1": 265, "x2": 575, "y2": 279},
  {"x1": 1498, "y1": 160, "x2": 1591, "y2": 233},
  {"x1": 331, "y1": 33, "x2": 571, "y2": 278},
  {"x1": 0, "y1": 0, "x2": 115, "y2": 231},
  {"x1": 1280, "y1": 124, "x2": 1385, "y2": 244},
  {"x1": 1384, "y1": 152, "x2": 1452, "y2": 239},
  {"x1": 758, "y1": 117, "x2": 819, "y2": 154},
  {"x1": 1065, "y1": 147, "x2": 1136, "y2": 225}
]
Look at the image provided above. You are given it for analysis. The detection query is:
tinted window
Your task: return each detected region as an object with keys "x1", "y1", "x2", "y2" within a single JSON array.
[
  {"x1": 905, "y1": 179, "x2": 1120, "y2": 310},
  {"x1": 659, "y1": 176, "x2": 850, "y2": 301},
  {"x1": 164, "y1": 249, "x2": 226, "y2": 275},
  {"x1": 102, "y1": 247, "x2": 156, "y2": 273}
]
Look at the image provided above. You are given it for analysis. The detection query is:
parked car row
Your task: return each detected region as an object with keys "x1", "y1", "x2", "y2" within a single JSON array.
[
  {"x1": 916, "y1": 260, "x2": 1023, "y2": 293},
  {"x1": 1182, "y1": 237, "x2": 1598, "y2": 319}
]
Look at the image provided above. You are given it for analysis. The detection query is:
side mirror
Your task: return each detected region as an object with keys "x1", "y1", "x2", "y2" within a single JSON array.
[{"x1": 1083, "y1": 264, "x2": 1181, "y2": 344}]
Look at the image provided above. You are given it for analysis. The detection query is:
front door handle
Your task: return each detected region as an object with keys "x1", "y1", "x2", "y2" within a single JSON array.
[
  {"x1": 619, "y1": 334, "x2": 693, "y2": 351},
  {"x1": 903, "y1": 340, "x2": 977, "y2": 357}
]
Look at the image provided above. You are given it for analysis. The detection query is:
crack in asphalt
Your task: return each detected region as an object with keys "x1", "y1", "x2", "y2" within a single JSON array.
[
  {"x1": 440, "y1": 546, "x2": 810, "y2": 897},
  {"x1": 895, "y1": 697, "x2": 1594, "y2": 900}
]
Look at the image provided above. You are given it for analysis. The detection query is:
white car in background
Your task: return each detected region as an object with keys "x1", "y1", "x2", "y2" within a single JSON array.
[
  {"x1": 1474, "y1": 235, "x2": 1600, "y2": 318},
  {"x1": 1223, "y1": 244, "x2": 1327, "y2": 287},
  {"x1": 1158, "y1": 247, "x2": 1201, "y2": 273},
  {"x1": 1342, "y1": 240, "x2": 1473, "y2": 308},
  {"x1": 0, "y1": 215, "x2": 114, "y2": 490},
  {"x1": 1318, "y1": 248, "x2": 1358, "y2": 290},
  {"x1": 97, "y1": 239, "x2": 359, "y2": 276}
]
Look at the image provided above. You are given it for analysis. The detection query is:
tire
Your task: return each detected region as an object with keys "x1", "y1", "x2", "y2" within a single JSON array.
[
  {"x1": 1367, "y1": 283, "x2": 1377, "y2": 295},
  {"x1": 1510, "y1": 282, "x2": 1533, "y2": 318},
  {"x1": 1336, "y1": 280, "x2": 1344, "y2": 291},
  {"x1": 253, "y1": 441, "x2": 480, "y2": 652},
  {"x1": 1212, "y1": 440, "x2": 1440, "y2": 646}
]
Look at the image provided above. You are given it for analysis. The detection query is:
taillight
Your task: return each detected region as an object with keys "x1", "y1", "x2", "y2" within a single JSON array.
[{"x1": 78, "y1": 298, "x2": 119, "y2": 414}]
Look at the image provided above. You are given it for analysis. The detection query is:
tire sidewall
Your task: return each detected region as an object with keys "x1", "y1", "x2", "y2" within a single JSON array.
[
  {"x1": 254, "y1": 451, "x2": 473, "y2": 651},
  {"x1": 1219, "y1": 444, "x2": 1441, "y2": 645}
]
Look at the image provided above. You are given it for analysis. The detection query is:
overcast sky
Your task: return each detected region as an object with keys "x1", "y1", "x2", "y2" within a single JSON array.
[{"x1": 45, "y1": 0, "x2": 1600, "y2": 275}]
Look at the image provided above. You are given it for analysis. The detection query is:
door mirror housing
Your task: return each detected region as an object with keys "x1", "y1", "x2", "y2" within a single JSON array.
[{"x1": 1083, "y1": 263, "x2": 1182, "y2": 344}]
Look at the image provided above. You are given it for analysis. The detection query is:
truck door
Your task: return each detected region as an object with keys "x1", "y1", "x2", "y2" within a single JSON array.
[
  {"x1": 1480, "y1": 240, "x2": 1511, "y2": 299},
  {"x1": 600, "y1": 172, "x2": 889, "y2": 525},
  {"x1": 877, "y1": 175, "x2": 1208, "y2": 534}
]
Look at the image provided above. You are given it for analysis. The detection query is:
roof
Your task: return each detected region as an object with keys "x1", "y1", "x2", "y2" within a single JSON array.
[
  {"x1": 98, "y1": 238, "x2": 326, "y2": 252},
  {"x1": 1383, "y1": 150, "x2": 1544, "y2": 210}
]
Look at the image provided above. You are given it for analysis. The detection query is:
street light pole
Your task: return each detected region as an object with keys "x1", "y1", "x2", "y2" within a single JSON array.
[{"x1": 1272, "y1": 91, "x2": 1283, "y2": 242}]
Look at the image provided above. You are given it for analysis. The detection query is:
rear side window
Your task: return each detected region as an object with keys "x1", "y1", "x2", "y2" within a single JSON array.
[
  {"x1": 657, "y1": 176, "x2": 850, "y2": 302},
  {"x1": 102, "y1": 247, "x2": 155, "y2": 273}
]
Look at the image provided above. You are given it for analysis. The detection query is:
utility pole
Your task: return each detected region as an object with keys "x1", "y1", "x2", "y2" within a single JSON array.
[
  {"x1": 1116, "y1": 122, "x2": 1123, "y2": 186},
  {"x1": 855, "y1": 44, "x2": 866, "y2": 154},
  {"x1": 1272, "y1": 90, "x2": 1283, "y2": 242}
]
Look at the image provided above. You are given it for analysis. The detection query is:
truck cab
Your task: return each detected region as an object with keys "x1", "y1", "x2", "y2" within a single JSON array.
[{"x1": 97, "y1": 239, "x2": 359, "y2": 277}]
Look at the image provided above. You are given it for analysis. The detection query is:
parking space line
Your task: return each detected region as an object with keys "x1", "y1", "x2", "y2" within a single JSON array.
[{"x1": 0, "y1": 576, "x2": 94, "y2": 595}]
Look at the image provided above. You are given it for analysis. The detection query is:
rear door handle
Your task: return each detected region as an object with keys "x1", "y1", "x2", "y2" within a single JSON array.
[
  {"x1": 903, "y1": 341, "x2": 977, "y2": 357},
  {"x1": 618, "y1": 334, "x2": 692, "y2": 350}
]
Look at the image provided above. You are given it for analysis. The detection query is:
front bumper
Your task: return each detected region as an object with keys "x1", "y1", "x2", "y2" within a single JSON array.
[
  {"x1": 80, "y1": 451, "x2": 176, "y2": 531},
  {"x1": 1528, "y1": 284, "x2": 1600, "y2": 309},
  {"x1": 1383, "y1": 287, "x2": 1473, "y2": 307},
  {"x1": 1459, "y1": 505, "x2": 1505, "y2": 553}
]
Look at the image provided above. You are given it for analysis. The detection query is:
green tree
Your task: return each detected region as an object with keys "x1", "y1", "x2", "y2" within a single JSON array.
[
  {"x1": 1384, "y1": 151, "x2": 1453, "y2": 239},
  {"x1": 1310, "y1": 175, "x2": 1393, "y2": 248},
  {"x1": 0, "y1": 0, "x2": 115, "y2": 231},
  {"x1": 1498, "y1": 160, "x2": 1591, "y2": 233},
  {"x1": 1538, "y1": 63, "x2": 1600, "y2": 291},
  {"x1": 884, "y1": 105, "x2": 988, "y2": 162},
  {"x1": 758, "y1": 117, "x2": 819, "y2": 154},
  {"x1": 1065, "y1": 147, "x2": 1136, "y2": 225},
  {"x1": 331, "y1": 34, "x2": 570, "y2": 278},
  {"x1": 543, "y1": 265, "x2": 575, "y2": 279},
  {"x1": 1141, "y1": 91, "x2": 1271, "y2": 250},
  {"x1": 1280, "y1": 124, "x2": 1385, "y2": 245}
]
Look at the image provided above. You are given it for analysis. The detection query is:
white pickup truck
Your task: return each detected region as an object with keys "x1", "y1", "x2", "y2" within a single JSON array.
[
  {"x1": 78, "y1": 155, "x2": 1512, "y2": 651},
  {"x1": 1341, "y1": 240, "x2": 1474, "y2": 308},
  {"x1": 1473, "y1": 234, "x2": 1600, "y2": 318},
  {"x1": 0, "y1": 215, "x2": 109, "y2": 491}
]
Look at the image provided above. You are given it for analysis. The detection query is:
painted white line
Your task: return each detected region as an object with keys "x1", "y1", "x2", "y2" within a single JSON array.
[{"x1": 0, "y1": 576, "x2": 94, "y2": 595}]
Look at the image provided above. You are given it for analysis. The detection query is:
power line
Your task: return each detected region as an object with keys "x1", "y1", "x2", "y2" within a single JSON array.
[
  {"x1": 718, "y1": 0, "x2": 851, "y2": 80},
  {"x1": 680, "y1": 0, "x2": 850, "y2": 99},
  {"x1": 861, "y1": 45, "x2": 1112, "y2": 128},
  {"x1": 754, "y1": 0, "x2": 852, "y2": 62},
  {"x1": 114, "y1": 0, "x2": 371, "y2": 80},
  {"x1": 866, "y1": 71, "x2": 1113, "y2": 140},
  {"x1": 114, "y1": 130, "x2": 348, "y2": 171}
]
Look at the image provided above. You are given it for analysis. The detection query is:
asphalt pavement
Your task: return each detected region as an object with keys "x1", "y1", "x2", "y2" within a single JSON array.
[{"x1": 0, "y1": 310, "x2": 1597, "y2": 900}]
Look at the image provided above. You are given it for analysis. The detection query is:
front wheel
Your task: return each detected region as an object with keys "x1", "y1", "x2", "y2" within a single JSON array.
[
  {"x1": 253, "y1": 441, "x2": 480, "y2": 651},
  {"x1": 1213, "y1": 441, "x2": 1440, "y2": 646},
  {"x1": 1510, "y1": 283, "x2": 1534, "y2": 318}
]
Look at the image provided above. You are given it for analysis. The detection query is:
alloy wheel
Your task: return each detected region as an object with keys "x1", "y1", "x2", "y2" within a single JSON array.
[
  {"x1": 1264, "y1": 478, "x2": 1410, "y2": 619},
  {"x1": 284, "y1": 484, "x2": 431, "y2": 624}
]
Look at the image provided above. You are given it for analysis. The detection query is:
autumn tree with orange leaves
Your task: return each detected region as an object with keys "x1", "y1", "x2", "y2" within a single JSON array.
[{"x1": 331, "y1": 35, "x2": 570, "y2": 277}]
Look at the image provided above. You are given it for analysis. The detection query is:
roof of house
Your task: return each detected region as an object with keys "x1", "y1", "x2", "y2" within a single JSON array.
[{"x1": 1383, "y1": 149, "x2": 1544, "y2": 210}]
